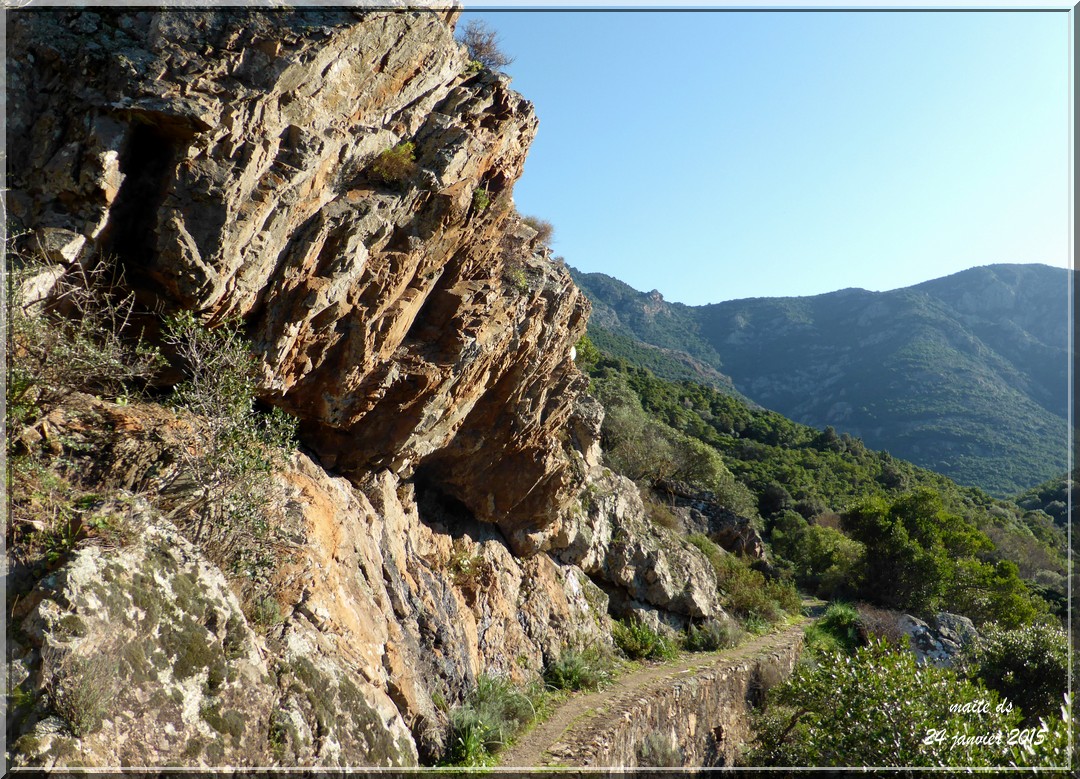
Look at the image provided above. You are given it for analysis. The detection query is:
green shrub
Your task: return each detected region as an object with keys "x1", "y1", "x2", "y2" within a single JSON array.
[
  {"x1": 612, "y1": 618, "x2": 679, "y2": 661},
  {"x1": 1005, "y1": 692, "x2": 1075, "y2": 768},
  {"x1": 443, "y1": 674, "x2": 539, "y2": 765},
  {"x1": 573, "y1": 335, "x2": 601, "y2": 374},
  {"x1": 162, "y1": 312, "x2": 296, "y2": 581},
  {"x1": 747, "y1": 640, "x2": 1027, "y2": 767},
  {"x1": 503, "y1": 265, "x2": 528, "y2": 293},
  {"x1": 960, "y1": 621, "x2": 1068, "y2": 724},
  {"x1": 945, "y1": 557, "x2": 1045, "y2": 629},
  {"x1": 802, "y1": 622, "x2": 848, "y2": 658},
  {"x1": 544, "y1": 646, "x2": 614, "y2": 691},
  {"x1": 683, "y1": 618, "x2": 744, "y2": 652},
  {"x1": 472, "y1": 186, "x2": 491, "y2": 212},
  {"x1": 368, "y1": 142, "x2": 416, "y2": 186},
  {"x1": 687, "y1": 533, "x2": 796, "y2": 627},
  {"x1": 715, "y1": 553, "x2": 781, "y2": 623},
  {"x1": 447, "y1": 539, "x2": 486, "y2": 590},
  {"x1": 764, "y1": 576, "x2": 801, "y2": 615},
  {"x1": 803, "y1": 602, "x2": 861, "y2": 657}
]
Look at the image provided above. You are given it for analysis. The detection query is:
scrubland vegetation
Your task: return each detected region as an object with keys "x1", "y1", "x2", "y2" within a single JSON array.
[{"x1": 577, "y1": 337, "x2": 1071, "y2": 768}]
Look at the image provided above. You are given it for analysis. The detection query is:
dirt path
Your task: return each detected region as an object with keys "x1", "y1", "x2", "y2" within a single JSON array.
[{"x1": 498, "y1": 620, "x2": 807, "y2": 768}]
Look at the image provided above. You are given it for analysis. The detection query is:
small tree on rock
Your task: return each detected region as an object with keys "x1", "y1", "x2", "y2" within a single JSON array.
[{"x1": 459, "y1": 19, "x2": 514, "y2": 71}]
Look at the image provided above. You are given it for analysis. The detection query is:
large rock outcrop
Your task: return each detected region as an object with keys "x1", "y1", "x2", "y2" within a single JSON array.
[
  {"x1": 7, "y1": 8, "x2": 745, "y2": 769},
  {"x1": 9, "y1": 7, "x2": 588, "y2": 548},
  {"x1": 557, "y1": 469, "x2": 727, "y2": 630},
  {"x1": 6, "y1": 395, "x2": 611, "y2": 767},
  {"x1": 9, "y1": 502, "x2": 417, "y2": 768}
]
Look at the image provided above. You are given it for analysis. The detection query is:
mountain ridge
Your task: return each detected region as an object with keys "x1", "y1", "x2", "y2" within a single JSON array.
[{"x1": 572, "y1": 262, "x2": 1069, "y2": 495}]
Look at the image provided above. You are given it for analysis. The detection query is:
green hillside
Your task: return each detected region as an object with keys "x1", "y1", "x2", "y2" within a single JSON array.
[
  {"x1": 579, "y1": 344, "x2": 1067, "y2": 624},
  {"x1": 573, "y1": 264, "x2": 1069, "y2": 495}
]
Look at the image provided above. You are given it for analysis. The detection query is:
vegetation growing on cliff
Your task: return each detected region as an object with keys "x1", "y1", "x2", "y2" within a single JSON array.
[
  {"x1": 458, "y1": 19, "x2": 514, "y2": 71},
  {"x1": 368, "y1": 142, "x2": 417, "y2": 187},
  {"x1": 160, "y1": 311, "x2": 297, "y2": 581},
  {"x1": 7, "y1": 252, "x2": 163, "y2": 427},
  {"x1": 442, "y1": 674, "x2": 549, "y2": 766},
  {"x1": 7, "y1": 248, "x2": 297, "y2": 620}
]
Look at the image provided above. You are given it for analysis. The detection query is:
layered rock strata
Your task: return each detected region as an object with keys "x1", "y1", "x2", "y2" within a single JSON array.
[
  {"x1": 9, "y1": 7, "x2": 586, "y2": 546},
  {"x1": 7, "y1": 8, "x2": 742, "y2": 768}
]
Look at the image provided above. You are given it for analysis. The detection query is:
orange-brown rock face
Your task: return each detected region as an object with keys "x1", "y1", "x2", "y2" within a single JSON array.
[{"x1": 9, "y1": 8, "x2": 589, "y2": 545}]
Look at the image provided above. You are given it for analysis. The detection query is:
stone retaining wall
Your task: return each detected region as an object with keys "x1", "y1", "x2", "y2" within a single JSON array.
[{"x1": 546, "y1": 626, "x2": 805, "y2": 767}]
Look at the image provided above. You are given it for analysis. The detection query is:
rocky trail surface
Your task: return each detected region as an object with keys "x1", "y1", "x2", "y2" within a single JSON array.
[{"x1": 499, "y1": 620, "x2": 808, "y2": 768}]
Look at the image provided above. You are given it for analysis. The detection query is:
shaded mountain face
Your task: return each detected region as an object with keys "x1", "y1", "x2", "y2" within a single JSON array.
[{"x1": 573, "y1": 264, "x2": 1069, "y2": 495}]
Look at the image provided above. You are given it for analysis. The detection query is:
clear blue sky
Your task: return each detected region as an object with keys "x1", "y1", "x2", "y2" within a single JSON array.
[{"x1": 463, "y1": 9, "x2": 1070, "y2": 306}]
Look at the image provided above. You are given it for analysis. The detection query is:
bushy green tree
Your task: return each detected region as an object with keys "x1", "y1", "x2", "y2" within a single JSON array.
[
  {"x1": 840, "y1": 490, "x2": 1039, "y2": 622},
  {"x1": 843, "y1": 495, "x2": 950, "y2": 612},
  {"x1": 747, "y1": 641, "x2": 1028, "y2": 768},
  {"x1": 960, "y1": 622, "x2": 1068, "y2": 724},
  {"x1": 770, "y1": 511, "x2": 864, "y2": 598},
  {"x1": 947, "y1": 558, "x2": 1044, "y2": 628}
]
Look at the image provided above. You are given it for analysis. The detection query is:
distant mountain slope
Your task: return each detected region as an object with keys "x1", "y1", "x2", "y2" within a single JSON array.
[
  {"x1": 573, "y1": 263, "x2": 1069, "y2": 495},
  {"x1": 586, "y1": 324, "x2": 746, "y2": 398}
]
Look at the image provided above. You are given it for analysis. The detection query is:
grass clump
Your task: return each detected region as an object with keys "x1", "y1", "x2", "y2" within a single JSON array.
[
  {"x1": 803, "y1": 601, "x2": 861, "y2": 658},
  {"x1": 544, "y1": 645, "x2": 615, "y2": 691},
  {"x1": 683, "y1": 618, "x2": 745, "y2": 652},
  {"x1": 443, "y1": 674, "x2": 541, "y2": 766},
  {"x1": 612, "y1": 618, "x2": 679, "y2": 661},
  {"x1": 637, "y1": 732, "x2": 682, "y2": 767},
  {"x1": 368, "y1": 142, "x2": 417, "y2": 187},
  {"x1": 645, "y1": 500, "x2": 682, "y2": 532},
  {"x1": 42, "y1": 643, "x2": 119, "y2": 738}
]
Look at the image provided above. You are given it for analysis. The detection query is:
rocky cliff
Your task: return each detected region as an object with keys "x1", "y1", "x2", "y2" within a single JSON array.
[
  {"x1": 9, "y1": 7, "x2": 589, "y2": 549},
  {"x1": 7, "y1": 8, "x2": 734, "y2": 768}
]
